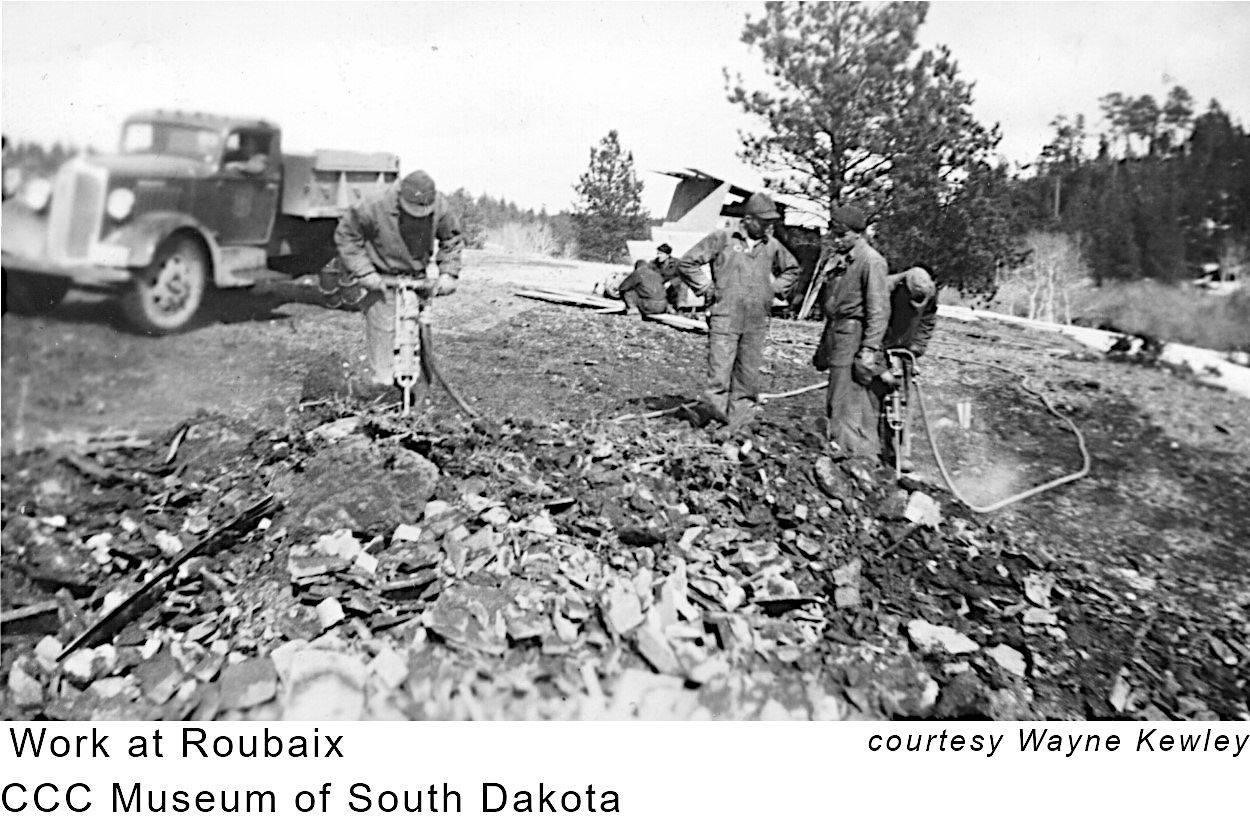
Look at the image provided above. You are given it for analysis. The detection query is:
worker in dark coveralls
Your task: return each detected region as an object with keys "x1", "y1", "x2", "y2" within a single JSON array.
[
  {"x1": 883, "y1": 266, "x2": 937, "y2": 363},
  {"x1": 326, "y1": 170, "x2": 464, "y2": 388},
  {"x1": 879, "y1": 266, "x2": 938, "y2": 470},
  {"x1": 618, "y1": 259, "x2": 671, "y2": 317},
  {"x1": 653, "y1": 243, "x2": 687, "y2": 311},
  {"x1": 678, "y1": 192, "x2": 800, "y2": 433},
  {"x1": 811, "y1": 204, "x2": 889, "y2": 457}
]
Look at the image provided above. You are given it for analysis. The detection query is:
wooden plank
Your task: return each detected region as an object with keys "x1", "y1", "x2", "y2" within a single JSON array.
[{"x1": 516, "y1": 289, "x2": 709, "y2": 334}]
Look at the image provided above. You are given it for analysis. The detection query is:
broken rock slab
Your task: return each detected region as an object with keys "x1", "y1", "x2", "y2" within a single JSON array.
[
  {"x1": 602, "y1": 580, "x2": 644, "y2": 636},
  {"x1": 271, "y1": 642, "x2": 367, "y2": 720},
  {"x1": 634, "y1": 613, "x2": 682, "y2": 676},
  {"x1": 8, "y1": 663, "x2": 44, "y2": 707},
  {"x1": 986, "y1": 644, "x2": 1028, "y2": 677},
  {"x1": 903, "y1": 492, "x2": 942, "y2": 528},
  {"x1": 907, "y1": 619, "x2": 979, "y2": 655},
  {"x1": 217, "y1": 657, "x2": 278, "y2": 711}
]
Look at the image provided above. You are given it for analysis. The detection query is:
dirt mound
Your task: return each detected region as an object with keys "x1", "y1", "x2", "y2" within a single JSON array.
[{"x1": 2, "y1": 403, "x2": 1246, "y2": 719}]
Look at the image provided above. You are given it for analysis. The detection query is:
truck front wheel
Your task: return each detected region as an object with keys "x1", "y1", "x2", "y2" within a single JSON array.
[
  {"x1": 2, "y1": 270, "x2": 70, "y2": 315},
  {"x1": 122, "y1": 234, "x2": 209, "y2": 334}
]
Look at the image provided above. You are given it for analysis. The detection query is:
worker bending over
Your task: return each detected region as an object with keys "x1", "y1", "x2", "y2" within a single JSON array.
[{"x1": 326, "y1": 170, "x2": 464, "y2": 389}]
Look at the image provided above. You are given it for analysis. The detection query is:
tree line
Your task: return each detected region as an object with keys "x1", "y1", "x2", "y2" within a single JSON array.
[
  {"x1": 574, "y1": 1, "x2": 1248, "y2": 290},
  {"x1": 1018, "y1": 96, "x2": 1249, "y2": 283}
]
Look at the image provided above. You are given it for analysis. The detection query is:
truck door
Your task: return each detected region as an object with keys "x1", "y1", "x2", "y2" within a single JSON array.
[{"x1": 213, "y1": 128, "x2": 280, "y2": 246}]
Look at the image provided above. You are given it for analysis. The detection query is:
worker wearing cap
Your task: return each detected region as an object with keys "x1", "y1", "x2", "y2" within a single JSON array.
[
  {"x1": 884, "y1": 266, "x2": 938, "y2": 361},
  {"x1": 811, "y1": 204, "x2": 889, "y2": 457},
  {"x1": 654, "y1": 242, "x2": 687, "y2": 311},
  {"x1": 678, "y1": 192, "x2": 800, "y2": 433},
  {"x1": 879, "y1": 266, "x2": 938, "y2": 471},
  {"x1": 329, "y1": 170, "x2": 465, "y2": 388}
]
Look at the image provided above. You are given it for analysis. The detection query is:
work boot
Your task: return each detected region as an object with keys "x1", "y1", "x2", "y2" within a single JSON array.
[
  {"x1": 682, "y1": 403, "x2": 712, "y2": 428},
  {"x1": 722, "y1": 403, "x2": 758, "y2": 437}
]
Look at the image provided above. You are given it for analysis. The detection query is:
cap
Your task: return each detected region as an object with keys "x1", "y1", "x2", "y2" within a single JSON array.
[
  {"x1": 656, "y1": 243, "x2": 673, "y2": 255},
  {"x1": 398, "y1": 170, "x2": 437, "y2": 217},
  {"x1": 742, "y1": 192, "x2": 780, "y2": 220},
  {"x1": 902, "y1": 267, "x2": 936, "y2": 304},
  {"x1": 830, "y1": 204, "x2": 867, "y2": 233}
]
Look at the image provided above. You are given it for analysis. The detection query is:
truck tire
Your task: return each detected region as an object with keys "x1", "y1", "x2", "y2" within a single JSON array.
[
  {"x1": 2, "y1": 269, "x2": 70, "y2": 316},
  {"x1": 122, "y1": 233, "x2": 209, "y2": 335}
]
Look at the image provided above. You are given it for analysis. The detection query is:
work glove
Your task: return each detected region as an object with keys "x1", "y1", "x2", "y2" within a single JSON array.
[
  {"x1": 434, "y1": 274, "x2": 458, "y2": 297},
  {"x1": 852, "y1": 348, "x2": 884, "y2": 387},
  {"x1": 358, "y1": 272, "x2": 385, "y2": 292}
]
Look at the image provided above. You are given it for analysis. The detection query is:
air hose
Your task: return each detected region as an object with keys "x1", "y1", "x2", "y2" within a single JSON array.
[
  {"x1": 610, "y1": 355, "x2": 1090, "y2": 514},
  {"x1": 917, "y1": 353, "x2": 1091, "y2": 513},
  {"x1": 418, "y1": 321, "x2": 481, "y2": 419}
]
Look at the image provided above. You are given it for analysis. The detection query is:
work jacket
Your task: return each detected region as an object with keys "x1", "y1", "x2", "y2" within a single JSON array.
[
  {"x1": 814, "y1": 237, "x2": 889, "y2": 367},
  {"x1": 883, "y1": 280, "x2": 938, "y2": 357},
  {"x1": 619, "y1": 262, "x2": 670, "y2": 315},
  {"x1": 678, "y1": 228, "x2": 800, "y2": 332},
  {"x1": 334, "y1": 185, "x2": 464, "y2": 282}
]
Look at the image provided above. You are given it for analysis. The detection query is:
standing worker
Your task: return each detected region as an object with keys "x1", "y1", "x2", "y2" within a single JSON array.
[
  {"x1": 811, "y1": 204, "x2": 889, "y2": 457},
  {"x1": 327, "y1": 170, "x2": 465, "y2": 390},
  {"x1": 678, "y1": 192, "x2": 800, "y2": 434}
]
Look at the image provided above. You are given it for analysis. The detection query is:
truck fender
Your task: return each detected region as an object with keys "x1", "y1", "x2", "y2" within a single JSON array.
[{"x1": 103, "y1": 212, "x2": 222, "y2": 281}]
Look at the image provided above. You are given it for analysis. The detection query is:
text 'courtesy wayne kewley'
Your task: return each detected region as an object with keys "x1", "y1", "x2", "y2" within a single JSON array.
[{"x1": 868, "y1": 728, "x2": 1249, "y2": 758}]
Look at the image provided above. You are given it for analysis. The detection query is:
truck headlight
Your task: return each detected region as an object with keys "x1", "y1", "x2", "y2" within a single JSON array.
[
  {"x1": 106, "y1": 187, "x2": 135, "y2": 221},
  {"x1": 20, "y1": 177, "x2": 52, "y2": 212}
]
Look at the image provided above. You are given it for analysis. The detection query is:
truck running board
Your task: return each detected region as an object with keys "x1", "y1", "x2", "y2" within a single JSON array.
[{"x1": 215, "y1": 246, "x2": 270, "y2": 288}]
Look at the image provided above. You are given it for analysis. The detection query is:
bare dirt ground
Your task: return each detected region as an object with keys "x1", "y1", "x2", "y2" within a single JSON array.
[{"x1": 3, "y1": 249, "x2": 1248, "y2": 719}]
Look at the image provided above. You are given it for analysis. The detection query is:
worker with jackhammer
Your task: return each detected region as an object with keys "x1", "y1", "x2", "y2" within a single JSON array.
[
  {"x1": 878, "y1": 266, "x2": 938, "y2": 471},
  {"x1": 678, "y1": 192, "x2": 800, "y2": 435},
  {"x1": 811, "y1": 204, "x2": 889, "y2": 458},
  {"x1": 326, "y1": 170, "x2": 465, "y2": 391}
]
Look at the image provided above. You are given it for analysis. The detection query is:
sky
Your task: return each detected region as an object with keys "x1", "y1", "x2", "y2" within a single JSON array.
[{"x1": 3, "y1": 1, "x2": 1249, "y2": 216}]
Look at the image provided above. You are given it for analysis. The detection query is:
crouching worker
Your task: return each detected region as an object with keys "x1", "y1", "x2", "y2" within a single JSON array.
[
  {"x1": 811, "y1": 204, "x2": 889, "y2": 458},
  {"x1": 678, "y1": 192, "x2": 800, "y2": 434},
  {"x1": 618, "y1": 259, "x2": 671, "y2": 318},
  {"x1": 878, "y1": 266, "x2": 938, "y2": 472},
  {"x1": 325, "y1": 170, "x2": 464, "y2": 389}
]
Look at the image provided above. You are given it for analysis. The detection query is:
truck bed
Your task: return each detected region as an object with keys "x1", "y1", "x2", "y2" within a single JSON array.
[{"x1": 281, "y1": 150, "x2": 400, "y2": 219}]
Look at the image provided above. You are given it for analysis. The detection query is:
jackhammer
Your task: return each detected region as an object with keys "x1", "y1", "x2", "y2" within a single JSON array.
[
  {"x1": 882, "y1": 348, "x2": 917, "y2": 479},
  {"x1": 384, "y1": 274, "x2": 479, "y2": 419}
]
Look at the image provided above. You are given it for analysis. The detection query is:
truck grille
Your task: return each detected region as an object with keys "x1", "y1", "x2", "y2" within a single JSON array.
[{"x1": 47, "y1": 160, "x2": 106, "y2": 263}]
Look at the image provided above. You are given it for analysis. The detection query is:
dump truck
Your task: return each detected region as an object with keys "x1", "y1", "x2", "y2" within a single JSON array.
[{"x1": 1, "y1": 110, "x2": 399, "y2": 333}]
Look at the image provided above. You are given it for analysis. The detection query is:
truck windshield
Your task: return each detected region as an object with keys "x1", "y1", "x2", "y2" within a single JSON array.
[{"x1": 121, "y1": 122, "x2": 222, "y2": 162}]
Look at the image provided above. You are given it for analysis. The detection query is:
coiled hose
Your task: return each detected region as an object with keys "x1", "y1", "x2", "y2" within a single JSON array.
[{"x1": 919, "y1": 353, "x2": 1091, "y2": 513}]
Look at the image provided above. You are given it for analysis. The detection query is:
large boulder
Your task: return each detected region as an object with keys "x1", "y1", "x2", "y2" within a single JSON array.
[{"x1": 276, "y1": 435, "x2": 438, "y2": 538}]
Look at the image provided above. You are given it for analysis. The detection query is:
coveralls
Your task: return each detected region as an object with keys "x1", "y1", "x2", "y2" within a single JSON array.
[
  {"x1": 679, "y1": 228, "x2": 800, "y2": 423},
  {"x1": 813, "y1": 237, "x2": 889, "y2": 456},
  {"x1": 618, "y1": 261, "x2": 671, "y2": 316},
  {"x1": 328, "y1": 186, "x2": 464, "y2": 384}
]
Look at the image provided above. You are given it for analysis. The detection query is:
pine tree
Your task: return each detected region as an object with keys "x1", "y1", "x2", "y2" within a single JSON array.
[
  {"x1": 571, "y1": 130, "x2": 649, "y2": 263},
  {"x1": 726, "y1": 1, "x2": 1018, "y2": 293}
]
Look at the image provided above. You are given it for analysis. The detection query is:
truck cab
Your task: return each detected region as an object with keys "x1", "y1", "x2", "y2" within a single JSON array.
[{"x1": 2, "y1": 110, "x2": 398, "y2": 333}]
